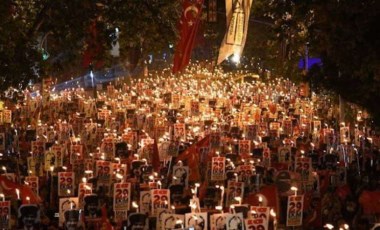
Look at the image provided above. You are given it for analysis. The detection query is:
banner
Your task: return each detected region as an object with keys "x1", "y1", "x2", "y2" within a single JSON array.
[
  {"x1": 286, "y1": 195, "x2": 304, "y2": 227},
  {"x1": 0, "y1": 201, "x2": 10, "y2": 229},
  {"x1": 217, "y1": 0, "x2": 253, "y2": 64},
  {"x1": 113, "y1": 182, "x2": 131, "y2": 211},
  {"x1": 211, "y1": 157, "x2": 226, "y2": 181},
  {"x1": 172, "y1": 0, "x2": 205, "y2": 73},
  {"x1": 58, "y1": 172, "x2": 75, "y2": 197}
]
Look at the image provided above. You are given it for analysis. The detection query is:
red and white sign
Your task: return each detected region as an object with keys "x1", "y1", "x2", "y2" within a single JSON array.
[
  {"x1": 295, "y1": 157, "x2": 312, "y2": 181},
  {"x1": 70, "y1": 144, "x2": 83, "y2": 164},
  {"x1": 111, "y1": 163, "x2": 127, "y2": 182},
  {"x1": 239, "y1": 140, "x2": 251, "y2": 156},
  {"x1": 250, "y1": 206, "x2": 270, "y2": 229},
  {"x1": 113, "y1": 182, "x2": 131, "y2": 211},
  {"x1": 78, "y1": 183, "x2": 92, "y2": 209},
  {"x1": 245, "y1": 218, "x2": 267, "y2": 230},
  {"x1": 211, "y1": 157, "x2": 225, "y2": 181},
  {"x1": 58, "y1": 172, "x2": 75, "y2": 197},
  {"x1": 96, "y1": 160, "x2": 111, "y2": 185},
  {"x1": 151, "y1": 189, "x2": 170, "y2": 216},
  {"x1": 226, "y1": 181, "x2": 244, "y2": 206},
  {"x1": 286, "y1": 195, "x2": 304, "y2": 227},
  {"x1": 25, "y1": 176, "x2": 39, "y2": 196}
]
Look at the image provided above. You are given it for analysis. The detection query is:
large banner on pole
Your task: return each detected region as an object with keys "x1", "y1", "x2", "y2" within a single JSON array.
[{"x1": 217, "y1": 0, "x2": 253, "y2": 64}]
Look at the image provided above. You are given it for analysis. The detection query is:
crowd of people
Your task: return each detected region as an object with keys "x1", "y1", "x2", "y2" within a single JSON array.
[{"x1": 0, "y1": 65, "x2": 380, "y2": 230}]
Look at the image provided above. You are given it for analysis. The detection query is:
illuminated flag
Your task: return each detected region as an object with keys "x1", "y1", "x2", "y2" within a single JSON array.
[
  {"x1": 172, "y1": 0, "x2": 204, "y2": 73},
  {"x1": 217, "y1": 0, "x2": 253, "y2": 64}
]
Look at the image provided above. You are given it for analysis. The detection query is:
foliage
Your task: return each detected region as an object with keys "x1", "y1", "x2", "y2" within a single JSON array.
[
  {"x1": 248, "y1": 0, "x2": 379, "y2": 123},
  {"x1": 0, "y1": 0, "x2": 180, "y2": 91}
]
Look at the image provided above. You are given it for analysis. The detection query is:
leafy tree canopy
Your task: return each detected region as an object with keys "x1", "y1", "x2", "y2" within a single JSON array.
[{"x1": 0, "y1": 0, "x2": 180, "y2": 91}]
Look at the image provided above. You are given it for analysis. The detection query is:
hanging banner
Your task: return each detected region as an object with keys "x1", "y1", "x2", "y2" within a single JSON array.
[
  {"x1": 211, "y1": 157, "x2": 226, "y2": 181},
  {"x1": 58, "y1": 172, "x2": 75, "y2": 197},
  {"x1": 286, "y1": 195, "x2": 304, "y2": 227},
  {"x1": 113, "y1": 182, "x2": 131, "y2": 211},
  {"x1": 217, "y1": 0, "x2": 253, "y2": 64}
]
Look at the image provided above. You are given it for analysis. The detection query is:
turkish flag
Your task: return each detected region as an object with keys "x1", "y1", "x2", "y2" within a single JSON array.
[
  {"x1": 0, "y1": 175, "x2": 41, "y2": 204},
  {"x1": 176, "y1": 135, "x2": 210, "y2": 182},
  {"x1": 172, "y1": 0, "x2": 204, "y2": 73}
]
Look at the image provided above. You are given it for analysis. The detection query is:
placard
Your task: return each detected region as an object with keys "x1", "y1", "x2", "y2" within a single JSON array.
[
  {"x1": 161, "y1": 213, "x2": 184, "y2": 230},
  {"x1": 225, "y1": 213, "x2": 244, "y2": 230},
  {"x1": 239, "y1": 140, "x2": 251, "y2": 156},
  {"x1": 250, "y1": 206, "x2": 270, "y2": 228},
  {"x1": 113, "y1": 182, "x2": 131, "y2": 211},
  {"x1": 174, "y1": 123, "x2": 186, "y2": 139},
  {"x1": 58, "y1": 172, "x2": 75, "y2": 197},
  {"x1": 211, "y1": 157, "x2": 225, "y2": 181},
  {"x1": 25, "y1": 176, "x2": 39, "y2": 196},
  {"x1": 140, "y1": 191, "x2": 151, "y2": 215},
  {"x1": 78, "y1": 183, "x2": 92, "y2": 209},
  {"x1": 172, "y1": 166, "x2": 189, "y2": 188},
  {"x1": 211, "y1": 213, "x2": 226, "y2": 230},
  {"x1": 245, "y1": 218, "x2": 266, "y2": 230},
  {"x1": 44, "y1": 150, "x2": 55, "y2": 171},
  {"x1": 286, "y1": 195, "x2": 304, "y2": 227},
  {"x1": 237, "y1": 164, "x2": 252, "y2": 182},
  {"x1": 59, "y1": 197, "x2": 78, "y2": 227},
  {"x1": 185, "y1": 212, "x2": 208, "y2": 230},
  {"x1": 0, "y1": 201, "x2": 10, "y2": 229},
  {"x1": 151, "y1": 189, "x2": 170, "y2": 216},
  {"x1": 226, "y1": 181, "x2": 244, "y2": 206},
  {"x1": 52, "y1": 145, "x2": 64, "y2": 167},
  {"x1": 96, "y1": 160, "x2": 111, "y2": 185},
  {"x1": 295, "y1": 156, "x2": 312, "y2": 181}
]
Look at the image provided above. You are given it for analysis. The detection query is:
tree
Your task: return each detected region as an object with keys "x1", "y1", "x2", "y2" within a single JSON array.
[
  {"x1": 248, "y1": 0, "x2": 379, "y2": 123},
  {"x1": 0, "y1": 0, "x2": 180, "y2": 91}
]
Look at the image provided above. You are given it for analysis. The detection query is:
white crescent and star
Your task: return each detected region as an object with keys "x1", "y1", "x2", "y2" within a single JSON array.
[{"x1": 184, "y1": 5, "x2": 199, "y2": 26}]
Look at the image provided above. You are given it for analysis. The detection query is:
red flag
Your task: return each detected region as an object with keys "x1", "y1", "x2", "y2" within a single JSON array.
[
  {"x1": 359, "y1": 190, "x2": 380, "y2": 214},
  {"x1": 172, "y1": 0, "x2": 204, "y2": 73},
  {"x1": 244, "y1": 185, "x2": 280, "y2": 215},
  {"x1": 101, "y1": 205, "x2": 114, "y2": 230},
  {"x1": 0, "y1": 175, "x2": 41, "y2": 204},
  {"x1": 176, "y1": 135, "x2": 210, "y2": 182}
]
